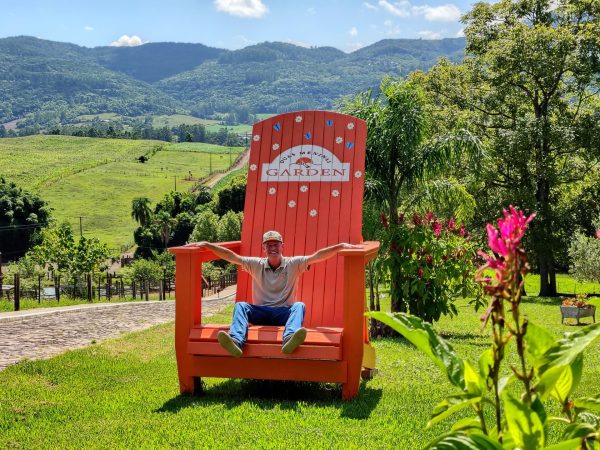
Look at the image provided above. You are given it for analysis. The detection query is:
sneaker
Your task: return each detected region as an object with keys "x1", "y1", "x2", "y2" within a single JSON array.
[
  {"x1": 217, "y1": 331, "x2": 243, "y2": 358},
  {"x1": 281, "y1": 328, "x2": 307, "y2": 354}
]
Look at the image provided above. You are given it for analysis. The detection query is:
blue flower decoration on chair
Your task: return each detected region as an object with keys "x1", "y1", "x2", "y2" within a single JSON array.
[
  {"x1": 304, "y1": 132, "x2": 312, "y2": 140},
  {"x1": 273, "y1": 122, "x2": 281, "y2": 131},
  {"x1": 346, "y1": 142, "x2": 354, "y2": 149},
  {"x1": 325, "y1": 120, "x2": 334, "y2": 127}
]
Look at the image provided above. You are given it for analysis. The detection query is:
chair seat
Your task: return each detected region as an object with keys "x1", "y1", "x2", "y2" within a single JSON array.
[{"x1": 188, "y1": 324, "x2": 343, "y2": 360}]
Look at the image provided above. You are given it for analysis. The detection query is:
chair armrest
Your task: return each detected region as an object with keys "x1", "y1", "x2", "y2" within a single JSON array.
[
  {"x1": 339, "y1": 241, "x2": 380, "y2": 263},
  {"x1": 168, "y1": 241, "x2": 242, "y2": 262}
]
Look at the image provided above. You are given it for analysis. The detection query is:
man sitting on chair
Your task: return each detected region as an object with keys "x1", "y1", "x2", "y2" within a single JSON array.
[{"x1": 187, "y1": 231, "x2": 360, "y2": 357}]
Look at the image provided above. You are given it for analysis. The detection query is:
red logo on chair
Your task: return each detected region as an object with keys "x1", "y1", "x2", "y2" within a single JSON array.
[{"x1": 261, "y1": 145, "x2": 350, "y2": 182}]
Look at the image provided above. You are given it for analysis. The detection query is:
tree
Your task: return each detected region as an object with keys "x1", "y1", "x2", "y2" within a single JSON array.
[
  {"x1": 342, "y1": 78, "x2": 482, "y2": 313},
  {"x1": 420, "y1": 0, "x2": 600, "y2": 296},
  {"x1": 154, "y1": 210, "x2": 176, "y2": 249},
  {"x1": 0, "y1": 177, "x2": 51, "y2": 260},
  {"x1": 131, "y1": 197, "x2": 152, "y2": 227},
  {"x1": 217, "y1": 211, "x2": 243, "y2": 242},
  {"x1": 190, "y1": 210, "x2": 219, "y2": 243},
  {"x1": 215, "y1": 174, "x2": 247, "y2": 215}
]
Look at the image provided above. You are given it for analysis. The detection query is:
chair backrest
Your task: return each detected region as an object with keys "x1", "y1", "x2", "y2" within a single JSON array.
[{"x1": 236, "y1": 111, "x2": 367, "y2": 327}]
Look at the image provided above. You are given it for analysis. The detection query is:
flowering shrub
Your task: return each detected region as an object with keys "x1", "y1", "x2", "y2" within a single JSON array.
[
  {"x1": 380, "y1": 211, "x2": 482, "y2": 323},
  {"x1": 369, "y1": 206, "x2": 600, "y2": 448}
]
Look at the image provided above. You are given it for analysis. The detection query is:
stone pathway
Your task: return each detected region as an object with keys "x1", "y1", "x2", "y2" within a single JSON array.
[{"x1": 0, "y1": 286, "x2": 236, "y2": 370}]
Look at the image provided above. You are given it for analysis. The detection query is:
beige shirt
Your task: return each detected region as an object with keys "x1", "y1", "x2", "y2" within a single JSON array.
[{"x1": 240, "y1": 256, "x2": 309, "y2": 307}]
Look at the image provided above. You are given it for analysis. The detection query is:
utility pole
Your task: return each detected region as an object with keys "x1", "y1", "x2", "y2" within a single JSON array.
[
  {"x1": 174, "y1": 175, "x2": 177, "y2": 191},
  {"x1": 78, "y1": 217, "x2": 84, "y2": 237},
  {"x1": 209, "y1": 152, "x2": 212, "y2": 174}
]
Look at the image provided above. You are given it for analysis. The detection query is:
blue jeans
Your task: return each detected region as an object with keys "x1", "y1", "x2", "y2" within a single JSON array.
[{"x1": 228, "y1": 302, "x2": 305, "y2": 347}]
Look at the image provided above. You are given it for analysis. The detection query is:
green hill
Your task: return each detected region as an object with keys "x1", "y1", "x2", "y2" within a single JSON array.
[
  {"x1": 0, "y1": 36, "x2": 466, "y2": 126},
  {"x1": 0, "y1": 135, "x2": 244, "y2": 251}
]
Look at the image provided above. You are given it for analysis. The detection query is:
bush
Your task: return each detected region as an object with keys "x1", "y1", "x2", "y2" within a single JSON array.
[
  {"x1": 190, "y1": 210, "x2": 219, "y2": 243},
  {"x1": 569, "y1": 226, "x2": 600, "y2": 283},
  {"x1": 217, "y1": 211, "x2": 243, "y2": 242}
]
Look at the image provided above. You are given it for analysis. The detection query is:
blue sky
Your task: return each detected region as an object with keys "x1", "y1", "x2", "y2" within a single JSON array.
[{"x1": 0, "y1": 0, "x2": 480, "y2": 52}]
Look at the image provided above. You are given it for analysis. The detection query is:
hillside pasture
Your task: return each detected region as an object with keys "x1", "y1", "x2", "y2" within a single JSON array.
[
  {"x1": 0, "y1": 136, "x2": 244, "y2": 251},
  {"x1": 149, "y1": 115, "x2": 219, "y2": 128}
]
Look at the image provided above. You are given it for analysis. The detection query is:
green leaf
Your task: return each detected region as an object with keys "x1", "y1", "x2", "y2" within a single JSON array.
[
  {"x1": 367, "y1": 312, "x2": 465, "y2": 390},
  {"x1": 427, "y1": 432, "x2": 503, "y2": 450},
  {"x1": 450, "y1": 417, "x2": 483, "y2": 432},
  {"x1": 539, "y1": 323, "x2": 600, "y2": 372},
  {"x1": 503, "y1": 392, "x2": 545, "y2": 449},
  {"x1": 536, "y1": 323, "x2": 600, "y2": 398},
  {"x1": 464, "y1": 361, "x2": 483, "y2": 395},
  {"x1": 429, "y1": 395, "x2": 482, "y2": 428},
  {"x1": 574, "y1": 395, "x2": 600, "y2": 412},
  {"x1": 542, "y1": 438, "x2": 584, "y2": 450},
  {"x1": 550, "y1": 354, "x2": 583, "y2": 404},
  {"x1": 524, "y1": 322, "x2": 555, "y2": 365},
  {"x1": 478, "y1": 348, "x2": 493, "y2": 382}
]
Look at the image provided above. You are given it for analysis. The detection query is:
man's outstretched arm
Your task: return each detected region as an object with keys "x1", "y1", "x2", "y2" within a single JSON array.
[
  {"x1": 306, "y1": 243, "x2": 363, "y2": 265},
  {"x1": 184, "y1": 241, "x2": 242, "y2": 265}
]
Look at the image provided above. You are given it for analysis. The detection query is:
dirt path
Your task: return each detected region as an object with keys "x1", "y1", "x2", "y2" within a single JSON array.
[{"x1": 203, "y1": 147, "x2": 250, "y2": 188}]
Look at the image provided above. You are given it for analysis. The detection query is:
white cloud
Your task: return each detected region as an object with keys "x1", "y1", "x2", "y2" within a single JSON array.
[
  {"x1": 214, "y1": 0, "x2": 268, "y2": 18},
  {"x1": 349, "y1": 26, "x2": 358, "y2": 36},
  {"x1": 363, "y1": 2, "x2": 378, "y2": 10},
  {"x1": 285, "y1": 38, "x2": 311, "y2": 48},
  {"x1": 306, "y1": 7, "x2": 316, "y2": 15},
  {"x1": 109, "y1": 35, "x2": 145, "y2": 47},
  {"x1": 378, "y1": 0, "x2": 410, "y2": 17},
  {"x1": 384, "y1": 20, "x2": 401, "y2": 36},
  {"x1": 412, "y1": 4, "x2": 461, "y2": 22},
  {"x1": 418, "y1": 30, "x2": 442, "y2": 39},
  {"x1": 456, "y1": 28, "x2": 465, "y2": 37},
  {"x1": 84, "y1": 25, "x2": 94, "y2": 32},
  {"x1": 347, "y1": 42, "x2": 365, "y2": 52}
]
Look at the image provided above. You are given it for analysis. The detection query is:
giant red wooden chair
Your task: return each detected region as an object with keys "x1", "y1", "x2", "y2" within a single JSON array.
[{"x1": 169, "y1": 110, "x2": 379, "y2": 400}]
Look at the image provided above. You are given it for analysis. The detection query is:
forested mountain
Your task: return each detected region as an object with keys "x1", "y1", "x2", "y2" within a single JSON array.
[{"x1": 0, "y1": 36, "x2": 466, "y2": 125}]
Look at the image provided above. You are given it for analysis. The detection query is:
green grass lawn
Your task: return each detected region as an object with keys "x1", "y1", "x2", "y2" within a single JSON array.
[
  {"x1": 0, "y1": 136, "x2": 244, "y2": 251},
  {"x1": 1, "y1": 297, "x2": 598, "y2": 449}
]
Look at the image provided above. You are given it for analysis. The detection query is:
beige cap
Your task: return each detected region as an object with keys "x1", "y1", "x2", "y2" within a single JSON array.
[{"x1": 262, "y1": 230, "x2": 283, "y2": 243}]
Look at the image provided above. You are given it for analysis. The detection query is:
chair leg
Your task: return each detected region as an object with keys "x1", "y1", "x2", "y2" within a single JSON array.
[{"x1": 342, "y1": 371, "x2": 361, "y2": 400}]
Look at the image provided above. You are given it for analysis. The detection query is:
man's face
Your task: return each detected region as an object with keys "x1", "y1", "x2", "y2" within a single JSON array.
[{"x1": 263, "y1": 240, "x2": 283, "y2": 258}]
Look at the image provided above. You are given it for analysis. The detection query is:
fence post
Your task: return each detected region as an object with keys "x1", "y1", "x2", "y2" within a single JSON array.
[
  {"x1": 98, "y1": 275, "x2": 101, "y2": 300},
  {"x1": 107, "y1": 273, "x2": 112, "y2": 301},
  {"x1": 132, "y1": 281, "x2": 136, "y2": 300},
  {"x1": 38, "y1": 274, "x2": 42, "y2": 303},
  {"x1": 145, "y1": 280, "x2": 149, "y2": 301},
  {"x1": 14, "y1": 273, "x2": 20, "y2": 312},
  {"x1": 87, "y1": 274, "x2": 92, "y2": 302},
  {"x1": 55, "y1": 274, "x2": 60, "y2": 302}
]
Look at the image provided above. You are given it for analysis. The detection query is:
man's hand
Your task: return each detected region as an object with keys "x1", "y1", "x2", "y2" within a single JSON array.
[
  {"x1": 184, "y1": 241, "x2": 209, "y2": 248},
  {"x1": 183, "y1": 241, "x2": 242, "y2": 265},
  {"x1": 339, "y1": 243, "x2": 364, "y2": 250}
]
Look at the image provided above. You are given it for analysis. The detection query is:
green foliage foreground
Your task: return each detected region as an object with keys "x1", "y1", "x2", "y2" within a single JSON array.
[{"x1": 0, "y1": 298, "x2": 598, "y2": 449}]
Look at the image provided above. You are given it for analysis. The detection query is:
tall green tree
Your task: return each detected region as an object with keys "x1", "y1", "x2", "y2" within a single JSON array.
[
  {"x1": 342, "y1": 78, "x2": 482, "y2": 313},
  {"x1": 420, "y1": 0, "x2": 600, "y2": 296},
  {"x1": 0, "y1": 177, "x2": 51, "y2": 260},
  {"x1": 131, "y1": 196, "x2": 152, "y2": 227},
  {"x1": 154, "y1": 210, "x2": 176, "y2": 249}
]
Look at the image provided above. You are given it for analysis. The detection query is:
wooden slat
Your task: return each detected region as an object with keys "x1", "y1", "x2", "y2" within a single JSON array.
[
  {"x1": 189, "y1": 356, "x2": 347, "y2": 383},
  {"x1": 187, "y1": 342, "x2": 342, "y2": 360},
  {"x1": 189, "y1": 324, "x2": 343, "y2": 345}
]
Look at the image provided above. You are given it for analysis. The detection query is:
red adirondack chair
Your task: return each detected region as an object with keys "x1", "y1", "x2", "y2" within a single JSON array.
[{"x1": 169, "y1": 110, "x2": 379, "y2": 400}]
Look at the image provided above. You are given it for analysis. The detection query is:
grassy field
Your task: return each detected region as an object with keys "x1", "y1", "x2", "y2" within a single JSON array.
[
  {"x1": 0, "y1": 136, "x2": 244, "y2": 251},
  {"x1": 149, "y1": 115, "x2": 219, "y2": 128},
  {"x1": 0, "y1": 297, "x2": 598, "y2": 449},
  {"x1": 76, "y1": 113, "x2": 122, "y2": 121}
]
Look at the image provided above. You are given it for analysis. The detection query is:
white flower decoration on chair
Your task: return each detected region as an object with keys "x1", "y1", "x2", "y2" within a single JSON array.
[
  {"x1": 288, "y1": 200, "x2": 296, "y2": 208},
  {"x1": 309, "y1": 209, "x2": 318, "y2": 217},
  {"x1": 268, "y1": 187, "x2": 276, "y2": 195},
  {"x1": 250, "y1": 164, "x2": 257, "y2": 171},
  {"x1": 300, "y1": 185, "x2": 308, "y2": 193},
  {"x1": 331, "y1": 190, "x2": 340, "y2": 197},
  {"x1": 335, "y1": 136, "x2": 343, "y2": 144},
  {"x1": 347, "y1": 123, "x2": 355, "y2": 130},
  {"x1": 295, "y1": 115, "x2": 303, "y2": 123},
  {"x1": 272, "y1": 143, "x2": 280, "y2": 151},
  {"x1": 354, "y1": 170, "x2": 362, "y2": 178},
  {"x1": 252, "y1": 134, "x2": 260, "y2": 141}
]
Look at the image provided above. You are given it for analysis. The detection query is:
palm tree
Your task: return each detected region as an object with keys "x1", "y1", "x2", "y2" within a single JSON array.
[
  {"x1": 342, "y1": 78, "x2": 482, "y2": 313},
  {"x1": 154, "y1": 210, "x2": 176, "y2": 249},
  {"x1": 131, "y1": 197, "x2": 152, "y2": 227}
]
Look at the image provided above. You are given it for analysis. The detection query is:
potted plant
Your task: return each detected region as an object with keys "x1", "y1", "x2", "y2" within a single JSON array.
[{"x1": 561, "y1": 294, "x2": 596, "y2": 324}]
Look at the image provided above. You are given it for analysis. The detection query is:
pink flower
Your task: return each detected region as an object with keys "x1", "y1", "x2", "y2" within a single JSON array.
[
  {"x1": 413, "y1": 214, "x2": 422, "y2": 226},
  {"x1": 432, "y1": 221, "x2": 442, "y2": 239},
  {"x1": 447, "y1": 217, "x2": 455, "y2": 231},
  {"x1": 417, "y1": 267, "x2": 424, "y2": 278},
  {"x1": 459, "y1": 225, "x2": 466, "y2": 237},
  {"x1": 487, "y1": 206, "x2": 535, "y2": 257},
  {"x1": 595, "y1": 229, "x2": 600, "y2": 240}
]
